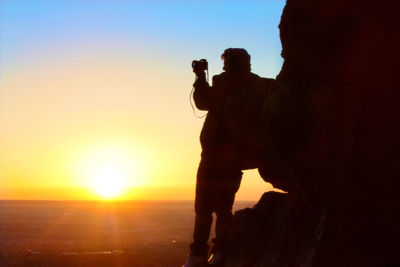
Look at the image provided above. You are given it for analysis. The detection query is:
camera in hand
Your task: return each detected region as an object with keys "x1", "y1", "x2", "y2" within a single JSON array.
[{"x1": 192, "y1": 59, "x2": 208, "y2": 73}]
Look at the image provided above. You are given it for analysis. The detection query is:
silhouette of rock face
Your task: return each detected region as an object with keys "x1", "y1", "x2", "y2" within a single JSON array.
[{"x1": 226, "y1": 0, "x2": 400, "y2": 266}]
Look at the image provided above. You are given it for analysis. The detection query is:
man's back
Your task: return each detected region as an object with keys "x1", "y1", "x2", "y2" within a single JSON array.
[{"x1": 194, "y1": 71, "x2": 273, "y2": 158}]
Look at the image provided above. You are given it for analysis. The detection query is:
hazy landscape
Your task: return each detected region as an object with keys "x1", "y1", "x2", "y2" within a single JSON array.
[{"x1": 0, "y1": 200, "x2": 255, "y2": 266}]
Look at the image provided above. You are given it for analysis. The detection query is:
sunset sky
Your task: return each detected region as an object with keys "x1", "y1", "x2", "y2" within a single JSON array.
[{"x1": 0, "y1": 0, "x2": 285, "y2": 200}]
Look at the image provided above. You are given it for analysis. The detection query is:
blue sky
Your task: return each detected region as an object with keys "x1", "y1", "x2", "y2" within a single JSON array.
[{"x1": 1, "y1": 0, "x2": 285, "y2": 77}]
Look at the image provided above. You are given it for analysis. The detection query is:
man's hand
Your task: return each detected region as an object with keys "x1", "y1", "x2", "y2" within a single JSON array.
[{"x1": 194, "y1": 70, "x2": 206, "y2": 80}]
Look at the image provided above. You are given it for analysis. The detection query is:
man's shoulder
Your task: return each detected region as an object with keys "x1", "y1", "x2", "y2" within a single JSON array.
[
  {"x1": 211, "y1": 72, "x2": 231, "y2": 88},
  {"x1": 212, "y1": 72, "x2": 276, "y2": 87},
  {"x1": 249, "y1": 73, "x2": 275, "y2": 87},
  {"x1": 212, "y1": 72, "x2": 227, "y2": 81},
  {"x1": 250, "y1": 72, "x2": 274, "y2": 81},
  {"x1": 245, "y1": 74, "x2": 276, "y2": 99}
]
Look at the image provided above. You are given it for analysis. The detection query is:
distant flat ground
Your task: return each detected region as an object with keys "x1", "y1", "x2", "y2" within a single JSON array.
[{"x1": 0, "y1": 200, "x2": 255, "y2": 266}]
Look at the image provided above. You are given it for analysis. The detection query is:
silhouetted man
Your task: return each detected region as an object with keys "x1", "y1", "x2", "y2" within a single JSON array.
[{"x1": 184, "y1": 48, "x2": 272, "y2": 267}]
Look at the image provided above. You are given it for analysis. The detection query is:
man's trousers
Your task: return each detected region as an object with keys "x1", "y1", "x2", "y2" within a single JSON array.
[{"x1": 190, "y1": 148, "x2": 243, "y2": 257}]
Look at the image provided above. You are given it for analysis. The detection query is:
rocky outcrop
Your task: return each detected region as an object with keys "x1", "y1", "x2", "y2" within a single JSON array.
[
  {"x1": 227, "y1": 192, "x2": 325, "y2": 267},
  {"x1": 227, "y1": 0, "x2": 400, "y2": 266}
]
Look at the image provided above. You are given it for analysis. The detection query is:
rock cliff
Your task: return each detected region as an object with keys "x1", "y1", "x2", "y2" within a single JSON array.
[{"x1": 227, "y1": 0, "x2": 400, "y2": 266}]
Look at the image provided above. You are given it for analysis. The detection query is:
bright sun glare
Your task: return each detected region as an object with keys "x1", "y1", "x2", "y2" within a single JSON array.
[
  {"x1": 91, "y1": 164, "x2": 127, "y2": 199},
  {"x1": 76, "y1": 144, "x2": 145, "y2": 200}
]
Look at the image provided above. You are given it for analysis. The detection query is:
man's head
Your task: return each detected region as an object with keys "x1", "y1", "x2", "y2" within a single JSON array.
[{"x1": 221, "y1": 48, "x2": 251, "y2": 73}]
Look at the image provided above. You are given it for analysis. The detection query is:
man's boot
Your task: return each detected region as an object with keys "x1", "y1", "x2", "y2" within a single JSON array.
[
  {"x1": 208, "y1": 253, "x2": 225, "y2": 266},
  {"x1": 183, "y1": 255, "x2": 208, "y2": 267}
]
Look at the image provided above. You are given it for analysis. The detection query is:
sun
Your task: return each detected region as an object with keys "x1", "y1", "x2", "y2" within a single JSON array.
[
  {"x1": 91, "y1": 164, "x2": 127, "y2": 199},
  {"x1": 74, "y1": 143, "x2": 148, "y2": 200}
]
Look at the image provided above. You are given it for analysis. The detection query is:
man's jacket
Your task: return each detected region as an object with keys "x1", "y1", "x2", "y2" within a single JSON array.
[{"x1": 193, "y1": 71, "x2": 274, "y2": 167}]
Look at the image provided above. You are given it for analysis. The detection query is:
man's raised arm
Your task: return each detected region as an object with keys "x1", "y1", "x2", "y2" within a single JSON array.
[{"x1": 192, "y1": 73, "x2": 213, "y2": 111}]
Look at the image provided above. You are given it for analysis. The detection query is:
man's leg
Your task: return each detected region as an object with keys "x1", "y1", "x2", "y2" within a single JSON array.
[
  {"x1": 212, "y1": 169, "x2": 243, "y2": 255},
  {"x1": 191, "y1": 210, "x2": 212, "y2": 257},
  {"x1": 190, "y1": 157, "x2": 215, "y2": 257}
]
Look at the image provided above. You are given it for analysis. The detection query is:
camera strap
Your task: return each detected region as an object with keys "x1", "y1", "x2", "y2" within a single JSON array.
[{"x1": 189, "y1": 70, "x2": 209, "y2": 118}]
